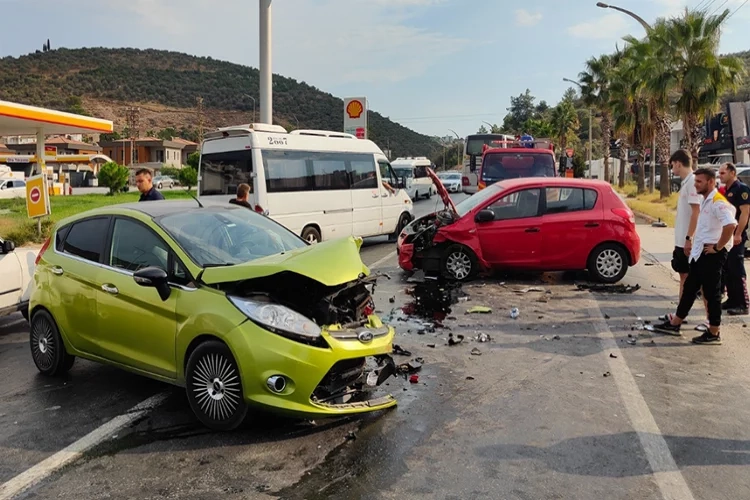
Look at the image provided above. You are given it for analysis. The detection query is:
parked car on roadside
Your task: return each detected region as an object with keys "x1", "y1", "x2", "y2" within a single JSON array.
[
  {"x1": 397, "y1": 170, "x2": 640, "y2": 283},
  {"x1": 152, "y1": 175, "x2": 175, "y2": 189},
  {"x1": 0, "y1": 237, "x2": 36, "y2": 321},
  {"x1": 0, "y1": 178, "x2": 26, "y2": 199},
  {"x1": 28, "y1": 201, "x2": 398, "y2": 430}
]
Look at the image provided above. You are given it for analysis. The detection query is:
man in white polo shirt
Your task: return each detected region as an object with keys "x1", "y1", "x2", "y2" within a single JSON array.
[{"x1": 655, "y1": 167, "x2": 736, "y2": 344}]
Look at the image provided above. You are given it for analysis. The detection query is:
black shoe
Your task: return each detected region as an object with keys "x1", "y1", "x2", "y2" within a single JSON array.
[
  {"x1": 653, "y1": 320, "x2": 682, "y2": 336},
  {"x1": 722, "y1": 301, "x2": 735, "y2": 311},
  {"x1": 728, "y1": 308, "x2": 749, "y2": 316},
  {"x1": 657, "y1": 313, "x2": 689, "y2": 324},
  {"x1": 692, "y1": 332, "x2": 722, "y2": 345}
]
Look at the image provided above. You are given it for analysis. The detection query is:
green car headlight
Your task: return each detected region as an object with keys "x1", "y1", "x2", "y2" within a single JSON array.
[{"x1": 228, "y1": 296, "x2": 325, "y2": 346}]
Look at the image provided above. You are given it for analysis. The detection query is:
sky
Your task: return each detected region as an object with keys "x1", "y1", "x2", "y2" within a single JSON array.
[{"x1": 1, "y1": 0, "x2": 749, "y2": 139}]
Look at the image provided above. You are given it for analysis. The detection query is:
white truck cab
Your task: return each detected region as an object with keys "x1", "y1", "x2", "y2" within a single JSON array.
[
  {"x1": 390, "y1": 157, "x2": 436, "y2": 201},
  {"x1": 197, "y1": 124, "x2": 414, "y2": 243},
  {"x1": 0, "y1": 237, "x2": 37, "y2": 321}
]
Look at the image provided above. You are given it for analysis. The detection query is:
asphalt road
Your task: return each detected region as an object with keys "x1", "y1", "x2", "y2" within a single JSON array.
[{"x1": 3, "y1": 195, "x2": 750, "y2": 500}]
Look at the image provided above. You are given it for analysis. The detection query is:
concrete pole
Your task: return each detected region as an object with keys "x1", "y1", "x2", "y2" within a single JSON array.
[
  {"x1": 259, "y1": 0, "x2": 273, "y2": 124},
  {"x1": 35, "y1": 128, "x2": 45, "y2": 176}
]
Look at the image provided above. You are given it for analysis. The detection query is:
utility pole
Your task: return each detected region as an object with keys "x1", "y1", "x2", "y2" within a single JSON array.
[
  {"x1": 125, "y1": 107, "x2": 140, "y2": 167},
  {"x1": 259, "y1": 0, "x2": 273, "y2": 124},
  {"x1": 196, "y1": 96, "x2": 204, "y2": 143}
]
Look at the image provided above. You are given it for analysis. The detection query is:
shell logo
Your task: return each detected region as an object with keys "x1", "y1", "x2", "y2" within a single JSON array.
[{"x1": 346, "y1": 100, "x2": 364, "y2": 119}]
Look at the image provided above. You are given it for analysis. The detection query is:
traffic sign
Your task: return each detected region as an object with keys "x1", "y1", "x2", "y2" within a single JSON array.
[{"x1": 26, "y1": 174, "x2": 50, "y2": 219}]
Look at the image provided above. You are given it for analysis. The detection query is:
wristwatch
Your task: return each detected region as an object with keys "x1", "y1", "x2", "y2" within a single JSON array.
[
  {"x1": 685, "y1": 236, "x2": 691, "y2": 242},
  {"x1": 713, "y1": 244, "x2": 719, "y2": 252}
]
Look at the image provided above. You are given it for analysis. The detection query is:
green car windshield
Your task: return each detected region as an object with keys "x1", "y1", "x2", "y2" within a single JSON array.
[{"x1": 158, "y1": 207, "x2": 307, "y2": 267}]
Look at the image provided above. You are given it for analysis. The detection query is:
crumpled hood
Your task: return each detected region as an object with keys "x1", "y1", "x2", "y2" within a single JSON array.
[{"x1": 200, "y1": 236, "x2": 369, "y2": 287}]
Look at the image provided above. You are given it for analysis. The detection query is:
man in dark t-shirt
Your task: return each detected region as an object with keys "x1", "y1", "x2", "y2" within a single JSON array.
[
  {"x1": 136, "y1": 168, "x2": 165, "y2": 201},
  {"x1": 229, "y1": 183, "x2": 253, "y2": 209},
  {"x1": 718, "y1": 162, "x2": 750, "y2": 315}
]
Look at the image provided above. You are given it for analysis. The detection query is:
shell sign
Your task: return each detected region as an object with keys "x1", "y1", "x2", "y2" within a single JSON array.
[
  {"x1": 346, "y1": 100, "x2": 364, "y2": 119},
  {"x1": 344, "y1": 96, "x2": 368, "y2": 139}
]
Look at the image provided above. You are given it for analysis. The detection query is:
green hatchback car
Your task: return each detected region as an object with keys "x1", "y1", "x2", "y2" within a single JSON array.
[{"x1": 29, "y1": 201, "x2": 398, "y2": 430}]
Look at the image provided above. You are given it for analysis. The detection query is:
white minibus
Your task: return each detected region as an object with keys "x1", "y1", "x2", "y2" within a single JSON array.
[{"x1": 198, "y1": 124, "x2": 414, "y2": 244}]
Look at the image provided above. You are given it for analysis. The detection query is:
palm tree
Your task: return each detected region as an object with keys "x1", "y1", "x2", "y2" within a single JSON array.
[
  {"x1": 609, "y1": 48, "x2": 652, "y2": 193},
  {"x1": 644, "y1": 8, "x2": 744, "y2": 162},
  {"x1": 550, "y1": 99, "x2": 580, "y2": 173},
  {"x1": 579, "y1": 52, "x2": 619, "y2": 184},
  {"x1": 622, "y1": 32, "x2": 671, "y2": 197}
]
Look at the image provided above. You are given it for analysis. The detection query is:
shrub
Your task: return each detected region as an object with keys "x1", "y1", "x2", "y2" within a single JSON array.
[
  {"x1": 98, "y1": 162, "x2": 130, "y2": 195},
  {"x1": 178, "y1": 166, "x2": 198, "y2": 191}
]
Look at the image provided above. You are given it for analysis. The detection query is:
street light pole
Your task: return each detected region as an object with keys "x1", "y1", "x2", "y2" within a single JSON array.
[
  {"x1": 259, "y1": 0, "x2": 272, "y2": 124},
  {"x1": 562, "y1": 77, "x2": 593, "y2": 179},
  {"x1": 597, "y1": 2, "x2": 655, "y2": 191},
  {"x1": 243, "y1": 94, "x2": 256, "y2": 124},
  {"x1": 595, "y1": 2, "x2": 651, "y2": 31}
]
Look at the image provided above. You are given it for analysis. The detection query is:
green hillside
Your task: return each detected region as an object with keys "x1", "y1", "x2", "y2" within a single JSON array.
[
  {"x1": 723, "y1": 50, "x2": 750, "y2": 104},
  {"x1": 0, "y1": 47, "x2": 440, "y2": 158}
]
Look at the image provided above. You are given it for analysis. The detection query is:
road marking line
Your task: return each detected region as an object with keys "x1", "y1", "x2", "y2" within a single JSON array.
[
  {"x1": 589, "y1": 304, "x2": 695, "y2": 500},
  {"x1": 369, "y1": 250, "x2": 397, "y2": 270},
  {"x1": 0, "y1": 392, "x2": 168, "y2": 500}
]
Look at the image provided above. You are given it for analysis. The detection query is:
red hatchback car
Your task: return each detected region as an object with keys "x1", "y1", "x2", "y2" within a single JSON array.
[{"x1": 397, "y1": 170, "x2": 640, "y2": 282}]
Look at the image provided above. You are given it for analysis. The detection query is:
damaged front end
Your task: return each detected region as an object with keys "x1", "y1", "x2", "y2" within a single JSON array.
[
  {"x1": 204, "y1": 237, "x2": 398, "y2": 416},
  {"x1": 397, "y1": 209, "x2": 460, "y2": 274}
]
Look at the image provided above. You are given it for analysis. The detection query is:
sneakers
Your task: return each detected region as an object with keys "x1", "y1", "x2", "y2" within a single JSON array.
[
  {"x1": 692, "y1": 332, "x2": 722, "y2": 345},
  {"x1": 653, "y1": 320, "x2": 682, "y2": 336},
  {"x1": 728, "y1": 308, "x2": 749, "y2": 316}
]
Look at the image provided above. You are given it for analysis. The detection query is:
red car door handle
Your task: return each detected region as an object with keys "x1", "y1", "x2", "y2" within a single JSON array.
[
  {"x1": 525, "y1": 227, "x2": 540, "y2": 233},
  {"x1": 584, "y1": 222, "x2": 600, "y2": 228}
]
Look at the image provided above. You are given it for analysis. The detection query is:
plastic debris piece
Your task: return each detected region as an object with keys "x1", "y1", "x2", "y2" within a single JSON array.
[
  {"x1": 609, "y1": 353, "x2": 618, "y2": 358},
  {"x1": 471, "y1": 347, "x2": 482, "y2": 356},
  {"x1": 552, "y1": 335, "x2": 560, "y2": 340},
  {"x1": 576, "y1": 283, "x2": 641, "y2": 294},
  {"x1": 603, "y1": 371, "x2": 611, "y2": 377},
  {"x1": 626, "y1": 339, "x2": 637, "y2": 345},
  {"x1": 409, "y1": 374, "x2": 419, "y2": 384},
  {"x1": 389, "y1": 296, "x2": 395, "y2": 303},
  {"x1": 635, "y1": 374, "x2": 646, "y2": 378},
  {"x1": 448, "y1": 333, "x2": 465, "y2": 346},
  {"x1": 427, "y1": 343, "x2": 436, "y2": 348},
  {"x1": 392, "y1": 344, "x2": 412, "y2": 356},
  {"x1": 510, "y1": 308, "x2": 520, "y2": 319},
  {"x1": 346, "y1": 431, "x2": 357, "y2": 441},
  {"x1": 466, "y1": 376, "x2": 475, "y2": 380},
  {"x1": 477, "y1": 333, "x2": 491, "y2": 343},
  {"x1": 467, "y1": 306, "x2": 492, "y2": 314}
]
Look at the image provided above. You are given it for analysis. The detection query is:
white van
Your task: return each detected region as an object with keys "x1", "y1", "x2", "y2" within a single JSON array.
[
  {"x1": 197, "y1": 124, "x2": 415, "y2": 244},
  {"x1": 390, "y1": 157, "x2": 436, "y2": 200}
]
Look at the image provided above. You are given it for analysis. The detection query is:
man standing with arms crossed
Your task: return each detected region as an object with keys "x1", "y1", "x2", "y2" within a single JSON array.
[
  {"x1": 717, "y1": 163, "x2": 750, "y2": 316},
  {"x1": 654, "y1": 168, "x2": 736, "y2": 344}
]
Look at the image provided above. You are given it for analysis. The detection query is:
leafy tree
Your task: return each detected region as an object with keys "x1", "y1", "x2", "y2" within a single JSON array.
[
  {"x1": 476, "y1": 125, "x2": 489, "y2": 134},
  {"x1": 186, "y1": 151, "x2": 200, "y2": 170},
  {"x1": 550, "y1": 100, "x2": 580, "y2": 173},
  {"x1": 178, "y1": 166, "x2": 198, "y2": 191},
  {"x1": 160, "y1": 166, "x2": 180, "y2": 178},
  {"x1": 98, "y1": 162, "x2": 129, "y2": 195},
  {"x1": 99, "y1": 131, "x2": 121, "y2": 142}
]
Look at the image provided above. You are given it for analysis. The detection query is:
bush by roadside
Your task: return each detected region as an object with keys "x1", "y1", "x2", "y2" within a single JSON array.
[
  {"x1": 615, "y1": 183, "x2": 678, "y2": 227},
  {"x1": 0, "y1": 191, "x2": 193, "y2": 246}
]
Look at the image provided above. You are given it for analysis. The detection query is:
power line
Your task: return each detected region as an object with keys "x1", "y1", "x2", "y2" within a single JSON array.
[
  {"x1": 388, "y1": 112, "x2": 503, "y2": 121},
  {"x1": 727, "y1": 0, "x2": 749, "y2": 19},
  {"x1": 710, "y1": 0, "x2": 729, "y2": 15}
]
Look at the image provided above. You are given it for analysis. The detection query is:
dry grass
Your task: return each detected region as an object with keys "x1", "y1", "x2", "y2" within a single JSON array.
[{"x1": 615, "y1": 183, "x2": 678, "y2": 227}]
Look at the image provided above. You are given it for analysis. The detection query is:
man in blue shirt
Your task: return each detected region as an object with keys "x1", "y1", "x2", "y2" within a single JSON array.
[
  {"x1": 718, "y1": 163, "x2": 750, "y2": 315},
  {"x1": 136, "y1": 168, "x2": 165, "y2": 202}
]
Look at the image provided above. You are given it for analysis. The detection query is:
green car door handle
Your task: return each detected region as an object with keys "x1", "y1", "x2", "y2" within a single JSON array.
[
  {"x1": 50, "y1": 266, "x2": 64, "y2": 276},
  {"x1": 101, "y1": 284, "x2": 119, "y2": 295}
]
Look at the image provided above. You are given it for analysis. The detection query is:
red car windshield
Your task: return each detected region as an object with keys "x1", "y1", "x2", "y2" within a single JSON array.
[{"x1": 481, "y1": 152, "x2": 555, "y2": 183}]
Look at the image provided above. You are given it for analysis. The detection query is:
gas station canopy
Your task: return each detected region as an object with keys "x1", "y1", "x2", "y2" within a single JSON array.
[{"x1": 0, "y1": 99, "x2": 113, "y2": 136}]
